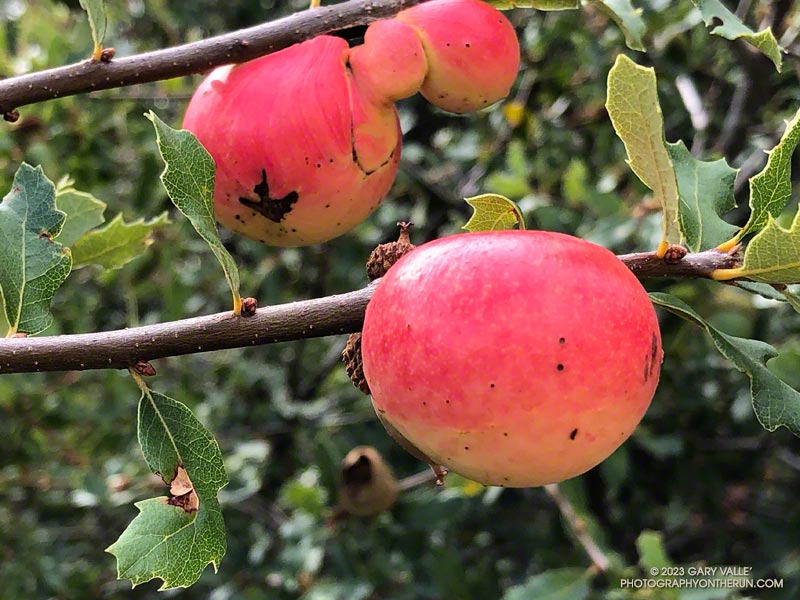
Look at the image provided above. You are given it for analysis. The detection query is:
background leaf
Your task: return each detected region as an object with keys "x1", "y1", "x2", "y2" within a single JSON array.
[
  {"x1": 0, "y1": 163, "x2": 72, "y2": 335},
  {"x1": 667, "y1": 140, "x2": 737, "y2": 252},
  {"x1": 650, "y1": 292, "x2": 800, "y2": 437},
  {"x1": 145, "y1": 111, "x2": 242, "y2": 314},
  {"x1": 55, "y1": 184, "x2": 107, "y2": 247},
  {"x1": 606, "y1": 55, "x2": 681, "y2": 251},
  {"x1": 463, "y1": 194, "x2": 526, "y2": 232},
  {"x1": 107, "y1": 390, "x2": 227, "y2": 589},
  {"x1": 70, "y1": 212, "x2": 169, "y2": 269},
  {"x1": 503, "y1": 568, "x2": 590, "y2": 599},
  {"x1": 690, "y1": 0, "x2": 783, "y2": 71},
  {"x1": 737, "y1": 108, "x2": 800, "y2": 239},
  {"x1": 589, "y1": 0, "x2": 646, "y2": 52}
]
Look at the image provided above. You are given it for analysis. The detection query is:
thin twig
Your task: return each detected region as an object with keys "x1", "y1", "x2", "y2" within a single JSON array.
[
  {"x1": 544, "y1": 484, "x2": 611, "y2": 572},
  {"x1": 0, "y1": 0, "x2": 430, "y2": 116},
  {"x1": 0, "y1": 249, "x2": 744, "y2": 374}
]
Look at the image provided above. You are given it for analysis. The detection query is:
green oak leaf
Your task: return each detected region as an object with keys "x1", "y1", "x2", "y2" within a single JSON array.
[
  {"x1": 650, "y1": 292, "x2": 800, "y2": 437},
  {"x1": 71, "y1": 212, "x2": 169, "y2": 269},
  {"x1": 488, "y1": 0, "x2": 579, "y2": 9},
  {"x1": 717, "y1": 211, "x2": 800, "y2": 284},
  {"x1": 463, "y1": 194, "x2": 526, "y2": 232},
  {"x1": 606, "y1": 55, "x2": 681, "y2": 253},
  {"x1": 107, "y1": 391, "x2": 227, "y2": 589},
  {"x1": 636, "y1": 531, "x2": 672, "y2": 570},
  {"x1": 691, "y1": 0, "x2": 783, "y2": 71},
  {"x1": 78, "y1": 0, "x2": 107, "y2": 60},
  {"x1": 145, "y1": 111, "x2": 242, "y2": 314},
  {"x1": 0, "y1": 163, "x2": 72, "y2": 336},
  {"x1": 667, "y1": 140, "x2": 738, "y2": 252},
  {"x1": 503, "y1": 568, "x2": 591, "y2": 600},
  {"x1": 55, "y1": 183, "x2": 107, "y2": 247},
  {"x1": 589, "y1": 0, "x2": 646, "y2": 52},
  {"x1": 735, "y1": 108, "x2": 800, "y2": 241}
]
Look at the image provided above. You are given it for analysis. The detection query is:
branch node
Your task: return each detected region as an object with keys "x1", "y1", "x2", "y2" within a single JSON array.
[
  {"x1": 241, "y1": 297, "x2": 258, "y2": 317},
  {"x1": 663, "y1": 244, "x2": 688, "y2": 264},
  {"x1": 132, "y1": 360, "x2": 157, "y2": 377},
  {"x1": 100, "y1": 48, "x2": 116, "y2": 63},
  {"x1": 4, "y1": 110, "x2": 20, "y2": 123}
]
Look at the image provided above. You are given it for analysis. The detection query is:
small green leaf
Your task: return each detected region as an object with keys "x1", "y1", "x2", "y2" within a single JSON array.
[
  {"x1": 650, "y1": 292, "x2": 800, "y2": 437},
  {"x1": 691, "y1": 0, "x2": 783, "y2": 71},
  {"x1": 0, "y1": 163, "x2": 72, "y2": 336},
  {"x1": 737, "y1": 108, "x2": 800, "y2": 240},
  {"x1": 463, "y1": 194, "x2": 526, "y2": 232},
  {"x1": 503, "y1": 568, "x2": 590, "y2": 600},
  {"x1": 145, "y1": 111, "x2": 242, "y2": 314},
  {"x1": 488, "y1": 0, "x2": 579, "y2": 8},
  {"x1": 56, "y1": 185, "x2": 107, "y2": 247},
  {"x1": 78, "y1": 0, "x2": 107, "y2": 59},
  {"x1": 667, "y1": 140, "x2": 738, "y2": 252},
  {"x1": 589, "y1": 0, "x2": 646, "y2": 51},
  {"x1": 107, "y1": 390, "x2": 227, "y2": 589},
  {"x1": 636, "y1": 530, "x2": 671, "y2": 570},
  {"x1": 606, "y1": 55, "x2": 681, "y2": 253},
  {"x1": 71, "y1": 212, "x2": 169, "y2": 270},
  {"x1": 719, "y1": 212, "x2": 800, "y2": 284}
]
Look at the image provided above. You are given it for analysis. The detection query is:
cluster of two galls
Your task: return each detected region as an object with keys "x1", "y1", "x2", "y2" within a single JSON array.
[{"x1": 183, "y1": 0, "x2": 663, "y2": 487}]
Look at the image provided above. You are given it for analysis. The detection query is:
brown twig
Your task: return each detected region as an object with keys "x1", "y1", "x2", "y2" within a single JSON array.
[
  {"x1": 544, "y1": 483, "x2": 610, "y2": 572},
  {"x1": 0, "y1": 248, "x2": 745, "y2": 375},
  {"x1": 0, "y1": 0, "x2": 430, "y2": 116}
]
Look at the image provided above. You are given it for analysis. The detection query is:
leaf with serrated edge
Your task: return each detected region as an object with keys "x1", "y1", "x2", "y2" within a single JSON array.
[
  {"x1": 56, "y1": 186, "x2": 107, "y2": 247},
  {"x1": 106, "y1": 391, "x2": 227, "y2": 589},
  {"x1": 650, "y1": 292, "x2": 800, "y2": 437},
  {"x1": 488, "y1": 0, "x2": 578, "y2": 9},
  {"x1": 0, "y1": 163, "x2": 72, "y2": 336},
  {"x1": 145, "y1": 111, "x2": 242, "y2": 314},
  {"x1": 463, "y1": 194, "x2": 526, "y2": 232},
  {"x1": 718, "y1": 212, "x2": 800, "y2": 284},
  {"x1": 71, "y1": 212, "x2": 169, "y2": 270},
  {"x1": 78, "y1": 0, "x2": 107, "y2": 60},
  {"x1": 734, "y1": 108, "x2": 800, "y2": 241},
  {"x1": 691, "y1": 0, "x2": 783, "y2": 71},
  {"x1": 606, "y1": 55, "x2": 680, "y2": 254},
  {"x1": 589, "y1": 0, "x2": 646, "y2": 52},
  {"x1": 667, "y1": 140, "x2": 737, "y2": 252}
]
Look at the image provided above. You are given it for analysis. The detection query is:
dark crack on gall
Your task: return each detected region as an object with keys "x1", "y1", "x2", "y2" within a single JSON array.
[
  {"x1": 570, "y1": 428, "x2": 578, "y2": 440},
  {"x1": 238, "y1": 168, "x2": 298, "y2": 223},
  {"x1": 644, "y1": 332, "x2": 659, "y2": 382}
]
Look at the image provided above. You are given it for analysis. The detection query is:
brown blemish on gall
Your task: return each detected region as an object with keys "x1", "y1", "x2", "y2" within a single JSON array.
[{"x1": 569, "y1": 428, "x2": 578, "y2": 440}]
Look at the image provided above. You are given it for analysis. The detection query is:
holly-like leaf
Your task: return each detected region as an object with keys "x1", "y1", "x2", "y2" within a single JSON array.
[
  {"x1": 463, "y1": 194, "x2": 526, "y2": 232},
  {"x1": 734, "y1": 108, "x2": 800, "y2": 241},
  {"x1": 667, "y1": 140, "x2": 738, "y2": 252},
  {"x1": 488, "y1": 0, "x2": 579, "y2": 9},
  {"x1": 0, "y1": 163, "x2": 72, "y2": 336},
  {"x1": 691, "y1": 0, "x2": 783, "y2": 71},
  {"x1": 55, "y1": 184, "x2": 107, "y2": 247},
  {"x1": 606, "y1": 55, "x2": 680, "y2": 255},
  {"x1": 589, "y1": 0, "x2": 646, "y2": 52},
  {"x1": 107, "y1": 391, "x2": 227, "y2": 589},
  {"x1": 715, "y1": 211, "x2": 800, "y2": 284},
  {"x1": 70, "y1": 212, "x2": 169, "y2": 269},
  {"x1": 78, "y1": 0, "x2": 107, "y2": 61},
  {"x1": 650, "y1": 292, "x2": 800, "y2": 437},
  {"x1": 145, "y1": 111, "x2": 243, "y2": 314}
]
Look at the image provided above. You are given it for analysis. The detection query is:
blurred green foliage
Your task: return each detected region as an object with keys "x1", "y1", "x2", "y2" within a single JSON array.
[{"x1": 1, "y1": 0, "x2": 800, "y2": 598}]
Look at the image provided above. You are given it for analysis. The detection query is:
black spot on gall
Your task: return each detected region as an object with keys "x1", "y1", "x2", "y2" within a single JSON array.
[
  {"x1": 559, "y1": 337, "x2": 566, "y2": 344},
  {"x1": 238, "y1": 168, "x2": 298, "y2": 223},
  {"x1": 570, "y1": 428, "x2": 578, "y2": 440},
  {"x1": 557, "y1": 364, "x2": 565, "y2": 371},
  {"x1": 490, "y1": 383, "x2": 495, "y2": 388}
]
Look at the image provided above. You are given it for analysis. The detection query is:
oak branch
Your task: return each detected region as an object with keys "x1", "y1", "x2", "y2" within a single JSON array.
[
  {"x1": 0, "y1": 0, "x2": 431, "y2": 117},
  {"x1": 0, "y1": 250, "x2": 742, "y2": 374}
]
